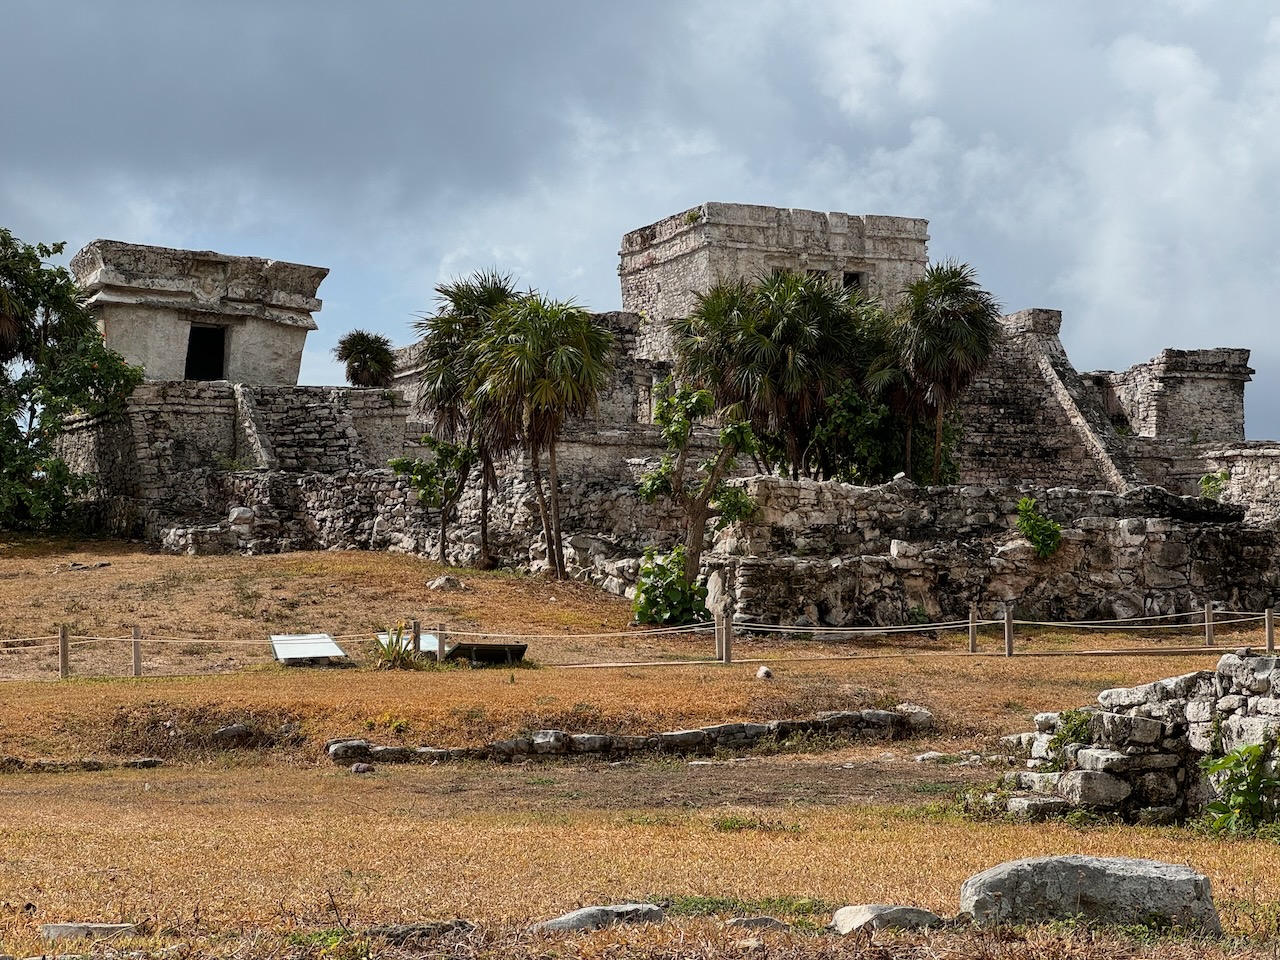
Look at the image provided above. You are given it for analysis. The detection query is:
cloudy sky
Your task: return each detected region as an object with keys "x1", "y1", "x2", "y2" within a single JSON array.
[{"x1": 6, "y1": 1, "x2": 1280, "y2": 436}]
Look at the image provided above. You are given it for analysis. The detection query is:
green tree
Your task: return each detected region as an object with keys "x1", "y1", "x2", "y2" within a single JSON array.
[
  {"x1": 474, "y1": 294, "x2": 614, "y2": 579},
  {"x1": 0, "y1": 229, "x2": 142, "y2": 530},
  {"x1": 672, "y1": 269, "x2": 875, "y2": 479},
  {"x1": 637, "y1": 381, "x2": 758, "y2": 584},
  {"x1": 412, "y1": 269, "x2": 521, "y2": 568},
  {"x1": 389, "y1": 436, "x2": 475, "y2": 563},
  {"x1": 333, "y1": 329, "x2": 396, "y2": 387},
  {"x1": 869, "y1": 261, "x2": 1001, "y2": 483}
]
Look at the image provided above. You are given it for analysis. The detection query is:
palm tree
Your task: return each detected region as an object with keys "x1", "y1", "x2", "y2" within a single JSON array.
[
  {"x1": 875, "y1": 261, "x2": 1002, "y2": 484},
  {"x1": 333, "y1": 329, "x2": 396, "y2": 387},
  {"x1": 413, "y1": 269, "x2": 520, "y2": 568},
  {"x1": 475, "y1": 294, "x2": 614, "y2": 579},
  {"x1": 672, "y1": 269, "x2": 871, "y2": 479}
]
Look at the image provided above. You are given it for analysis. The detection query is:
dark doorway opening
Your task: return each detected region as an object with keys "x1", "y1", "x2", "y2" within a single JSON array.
[{"x1": 184, "y1": 324, "x2": 226, "y2": 380}]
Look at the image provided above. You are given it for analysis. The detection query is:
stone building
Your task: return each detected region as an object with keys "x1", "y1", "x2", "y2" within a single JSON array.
[
  {"x1": 618, "y1": 202, "x2": 929, "y2": 364},
  {"x1": 53, "y1": 204, "x2": 1280, "y2": 625},
  {"x1": 71, "y1": 240, "x2": 327, "y2": 386}
]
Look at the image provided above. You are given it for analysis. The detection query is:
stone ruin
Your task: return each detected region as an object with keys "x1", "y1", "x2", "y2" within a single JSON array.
[
  {"x1": 1001, "y1": 652, "x2": 1280, "y2": 825},
  {"x1": 54, "y1": 202, "x2": 1280, "y2": 625}
]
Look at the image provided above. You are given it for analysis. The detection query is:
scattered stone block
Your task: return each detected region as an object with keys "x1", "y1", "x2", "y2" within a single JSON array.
[
  {"x1": 1057, "y1": 770, "x2": 1132, "y2": 807},
  {"x1": 960, "y1": 855, "x2": 1220, "y2": 934},
  {"x1": 536, "y1": 903, "x2": 665, "y2": 932},
  {"x1": 327, "y1": 739, "x2": 371, "y2": 762},
  {"x1": 350, "y1": 762, "x2": 374, "y2": 774},
  {"x1": 42, "y1": 922, "x2": 138, "y2": 941},
  {"x1": 832, "y1": 904, "x2": 943, "y2": 934},
  {"x1": 1007, "y1": 795, "x2": 1071, "y2": 819}
]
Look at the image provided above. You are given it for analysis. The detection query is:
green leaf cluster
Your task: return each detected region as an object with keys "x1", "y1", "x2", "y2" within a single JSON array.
[
  {"x1": 0, "y1": 228, "x2": 143, "y2": 531},
  {"x1": 1016, "y1": 497, "x2": 1063, "y2": 559},
  {"x1": 1198, "y1": 470, "x2": 1229, "y2": 501},
  {"x1": 632, "y1": 545, "x2": 709, "y2": 626},
  {"x1": 1201, "y1": 741, "x2": 1280, "y2": 835},
  {"x1": 389, "y1": 437, "x2": 475, "y2": 511}
]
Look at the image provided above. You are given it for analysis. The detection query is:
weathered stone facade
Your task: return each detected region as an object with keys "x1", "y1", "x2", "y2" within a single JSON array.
[
  {"x1": 704, "y1": 477, "x2": 1277, "y2": 625},
  {"x1": 618, "y1": 203, "x2": 929, "y2": 362},
  {"x1": 1088, "y1": 349, "x2": 1252, "y2": 443},
  {"x1": 71, "y1": 240, "x2": 326, "y2": 385}
]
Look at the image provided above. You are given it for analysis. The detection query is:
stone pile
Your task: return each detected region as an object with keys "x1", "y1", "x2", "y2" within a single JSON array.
[{"x1": 1000, "y1": 652, "x2": 1280, "y2": 822}]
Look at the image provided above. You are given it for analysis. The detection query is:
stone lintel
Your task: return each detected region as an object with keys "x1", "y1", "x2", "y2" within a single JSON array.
[{"x1": 72, "y1": 239, "x2": 328, "y2": 322}]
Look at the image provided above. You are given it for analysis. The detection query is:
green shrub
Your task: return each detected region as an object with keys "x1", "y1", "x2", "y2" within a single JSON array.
[
  {"x1": 1201, "y1": 740, "x2": 1280, "y2": 835},
  {"x1": 632, "y1": 545, "x2": 708, "y2": 626},
  {"x1": 371, "y1": 624, "x2": 425, "y2": 670},
  {"x1": 1199, "y1": 470, "x2": 1229, "y2": 501},
  {"x1": 1016, "y1": 497, "x2": 1062, "y2": 559}
]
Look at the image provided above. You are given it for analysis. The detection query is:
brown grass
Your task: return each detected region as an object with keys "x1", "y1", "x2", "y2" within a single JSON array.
[
  {"x1": 2, "y1": 539, "x2": 1277, "y2": 957},
  {"x1": 0, "y1": 766, "x2": 1277, "y2": 955}
]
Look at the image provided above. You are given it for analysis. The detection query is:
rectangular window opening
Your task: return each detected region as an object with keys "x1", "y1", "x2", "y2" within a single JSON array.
[
  {"x1": 184, "y1": 324, "x2": 227, "y2": 381},
  {"x1": 843, "y1": 271, "x2": 864, "y2": 290}
]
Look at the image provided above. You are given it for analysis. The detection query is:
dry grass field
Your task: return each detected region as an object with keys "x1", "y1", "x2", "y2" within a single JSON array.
[{"x1": 1, "y1": 536, "x2": 1278, "y2": 958}]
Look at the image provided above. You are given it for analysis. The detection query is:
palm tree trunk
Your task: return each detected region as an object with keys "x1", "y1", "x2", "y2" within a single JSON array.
[
  {"x1": 933, "y1": 405, "x2": 945, "y2": 485},
  {"x1": 548, "y1": 435, "x2": 566, "y2": 579},
  {"x1": 903, "y1": 413, "x2": 915, "y2": 481},
  {"x1": 529, "y1": 445, "x2": 555, "y2": 576}
]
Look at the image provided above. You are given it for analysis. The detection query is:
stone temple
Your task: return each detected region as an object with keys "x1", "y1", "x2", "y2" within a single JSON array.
[
  {"x1": 54, "y1": 203, "x2": 1280, "y2": 626},
  {"x1": 71, "y1": 240, "x2": 327, "y2": 386}
]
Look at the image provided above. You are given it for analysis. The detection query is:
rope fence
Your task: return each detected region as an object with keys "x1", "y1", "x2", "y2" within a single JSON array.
[{"x1": 0, "y1": 602, "x2": 1275, "y2": 679}]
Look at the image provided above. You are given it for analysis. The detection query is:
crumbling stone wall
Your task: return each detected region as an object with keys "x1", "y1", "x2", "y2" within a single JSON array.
[
  {"x1": 705, "y1": 476, "x2": 1278, "y2": 626},
  {"x1": 619, "y1": 203, "x2": 929, "y2": 361},
  {"x1": 1002, "y1": 653, "x2": 1280, "y2": 823},
  {"x1": 57, "y1": 381, "x2": 410, "y2": 535}
]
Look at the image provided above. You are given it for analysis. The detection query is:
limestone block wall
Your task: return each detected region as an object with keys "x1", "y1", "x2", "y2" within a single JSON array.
[
  {"x1": 956, "y1": 309, "x2": 1141, "y2": 493},
  {"x1": 58, "y1": 382, "x2": 410, "y2": 536},
  {"x1": 705, "y1": 476, "x2": 1276, "y2": 626},
  {"x1": 619, "y1": 203, "x2": 929, "y2": 362},
  {"x1": 1203, "y1": 444, "x2": 1280, "y2": 523}
]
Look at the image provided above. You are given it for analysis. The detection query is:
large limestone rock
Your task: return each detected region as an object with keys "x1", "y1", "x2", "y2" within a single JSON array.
[{"x1": 960, "y1": 855, "x2": 1220, "y2": 934}]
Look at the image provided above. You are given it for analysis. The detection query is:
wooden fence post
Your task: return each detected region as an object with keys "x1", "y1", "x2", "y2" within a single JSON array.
[
  {"x1": 721, "y1": 616, "x2": 733, "y2": 665},
  {"x1": 58, "y1": 624, "x2": 69, "y2": 679},
  {"x1": 968, "y1": 602, "x2": 978, "y2": 654},
  {"x1": 1205, "y1": 603, "x2": 1215, "y2": 647},
  {"x1": 1267, "y1": 607, "x2": 1275, "y2": 655},
  {"x1": 411, "y1": 619, "x2": 421, "y2": 655},
  {"x1": 436, "y1": 622, "x2": 447, "y2": 661},
  {"x1": 132, "y1": 626, "x2": 142, "y2": 678},
  {"x1": 714, "y1": 611, "x2": 724, "y2": 660},
  {"x1": 1003, "y1": 607, "x2": 1014, "y2": 658}
]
